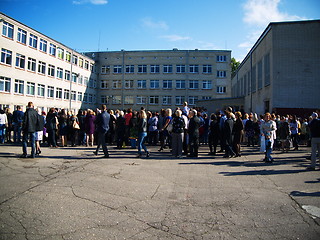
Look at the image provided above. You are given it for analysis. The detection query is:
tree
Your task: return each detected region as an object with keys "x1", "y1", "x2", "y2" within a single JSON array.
[{"x1": 231, "y1": 57, "x2": 241, "y2": 78}]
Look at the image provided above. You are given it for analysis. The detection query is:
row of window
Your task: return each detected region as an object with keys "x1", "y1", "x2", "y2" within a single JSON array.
[
  {"x1": 101, "y1": 79, "x2": 219, "y2": 90},
  {"x1": 101, "y1": 64, "x2": 227, "y2": 77},
  {"x1": 0, "y1": 48, "x2": 97, "y2": 88},
  {"x1": 2, "y1": 21, "x2": 93, "y2": 70},
  {"x1": 0, "y1": 76, "x2": 95, "y2": 103}
]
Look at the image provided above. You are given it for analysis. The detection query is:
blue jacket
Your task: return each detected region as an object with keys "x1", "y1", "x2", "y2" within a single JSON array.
[{"x1": 95, "y1": 111, "x2": 110, "y2": 134}]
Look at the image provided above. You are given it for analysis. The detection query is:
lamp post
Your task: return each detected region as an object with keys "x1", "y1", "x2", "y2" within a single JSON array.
[{"x1": 69, "y1": 49, "x2": 73, "y2": 111}]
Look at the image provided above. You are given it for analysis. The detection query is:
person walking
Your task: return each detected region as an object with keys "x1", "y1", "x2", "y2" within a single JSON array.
[
  {"x1": 137, "y1": 110, "x2": 149, "y2": 158},
  {"x1": 171, "y1": 109, "x2": 185, "y2": 158},
  {"x1": 307, "y1": 112, "x2": 320, "y2": 170},
  {"x1": 94, "y1": 105, "x2": 110, "y2": 158},
  {"x1": 21, "y1": 102, "x2": 38, "y2": 158},
  {"x1": 260, "y1": 112, "x2": 277, "y2": 163}
]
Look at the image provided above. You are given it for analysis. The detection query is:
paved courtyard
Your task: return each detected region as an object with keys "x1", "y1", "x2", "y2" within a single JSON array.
[{"x1": 0, "y1": 144, "x2": 319, "y2": 240}]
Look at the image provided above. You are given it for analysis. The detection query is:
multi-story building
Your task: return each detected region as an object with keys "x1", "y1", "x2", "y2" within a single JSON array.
[
  {"x1": 0, "y1": 12, "x2": 97, "y2": 112},
  {"x1": 231, "y1": 20, "x2": 320, "y2": 116},
  {"x1": 86, "y1": 49, "x2": 231, "y2": 111}
]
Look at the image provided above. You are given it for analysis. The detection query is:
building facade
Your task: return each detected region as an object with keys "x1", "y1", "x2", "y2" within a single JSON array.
[
  {"x1": 232, "y1": 20, "x2": 320, "y2": 116},
  {"x1": 86, "y1": 49, "x2": 231, "y2": 112},
  {"x1": 0, "y1": 13, "x2": 97, "y2": 112}
]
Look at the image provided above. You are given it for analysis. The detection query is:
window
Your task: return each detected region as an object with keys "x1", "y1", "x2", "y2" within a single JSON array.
[
  {"x1": 176, "y1": 80, "x2": 186, "y2": 89},
  {"x1": 125, "y1": 65, "x2": 134, "y2": 73},
  {"x1": 38, "y1": 61, "x2": 46, "y2": 74},
  {"x1": 188, "y1": 96, "x2": 198, "y2": 105},
  {"x1": 57, "y1": 67, "x2": 63, "y2": 79},
  {"x1": 100, "y1": 95, "x2": 108, "y2": 104},
  {"x1": 175, "y1": 96, "x2": 185, "y2": 105},
  {"x1": 162, "y1": 96, "x2": 172, "y2": 105},
  {"x1": 101, "y1": 65, "x2": 110, "y2": 74},
  {"x1": 84, "y1": 60, "x2": 89, "y2": 70},
  {"x1": 100, "y1": 80, "x2": 108, "y2": 89},
  {"x1": 150, "y1": 65, "x2": 160, "y2": 73},
  {"x1": 189, "y1": 65, "x2": 199, "y2": 73},
  {"x1": 149, "y1": 96, "x2": 159, "y2": 105},
  {"x1": 113, "y1": 65, "x2": 122, "y2": 73},
  {"x1": 112, "y1": 96, "x2": 121, "y2": 105},
  {"x1": 64, "y1": 89, "x2": 70, "y2": 100},
  {"x1": 189, "y1": 80, "x2": 199, "y2": 89},
  {"x1": 72, "y1": 73, "x2": 77, "y2": 83},
  {"x1": 112, "y1": 80, "x2": 122, "y2": 89},
  {"x1": 258, "y1": 60, "x2": 263, "y2": 90},
  {"x1": 124, "y1": 80, "x2": 134, "y2": 89},
  {"x1": 176, "y1": 65, "x2": 186, "y2": 73},
  {"x1": 1, "y1": 48, "x2": 12, "y2": 65},
  {"x1": 137, "y1": 96, "x2": 146, "y2": 105},
  {"x1": 78, "y1": 75, "x2": 83, "y2": 85},
  {"x1": 138, "y1": 65, "x2": 147, "y2": 73},
  {"x1": 202, "y1": 96, "x2": 212, "y2": 100},
  {"x1": 17, "y1": 28, "x2": 27, "y2": 44},
  {"x1": 72, "y1": 55, "x2": 78, "y2": 65},
  {"x1": 27, "y1": 57, "x2": 36, "y2": 72},
  {"x1": 163, "y1": 65, "x2": 172, "y2": 73},
  {"x1": 217, "y1": 55, "x2": 227, "y2": 62},
  {"x1": 217, "y1": 71, "x2": 226, "y2": 78},
  {"x1": 66, "y1": 51, "x2": 71, "y2": 62},
  {"x1": 84, "y1": 77, "x2": 89, "y2": 86},
  {"x1": 252, "y1": 66, "x2": 256, "y2": 92},
  {"x1": 124, "y1": 96, "x2": 134, "y2": 104},
  {"x1": 15, "y1": 53, "x2": 25, "y2": 69},
  {"x1": 264, "y1": 53, "x2": 270, "y2": 86},
  {"x1": 65, "y1": 70, "x2": 70, "y2": 81},
  {"x1": 202, "y1": 65, "x2": 212, "y2": 73},
  {"x1": 71, "y1": 91, "x2": 76, "y2": 101},
  {"x1": 57, "y1": 47, "x2": 64, "y2": 60},
  {"x1": 78, "y1": 92, "x2": 83, "y2": 101},
  {"x1": 150, "y1": 80, "x2": 159, "y2": 89},
  {"x1": 14, "y1": 79, "x2": 24, "y2": 94},
  {"x1": 137, "y1": 80, "x2": 146, "y2": 89},
  {"x1": 2, "y1": 21, "x2": 14, "y2": 39},
  {"x1": 163, "y1": 80, "x2": 172, "y2": 89},
  {"x1": 37, "y1": 84, "x2": 45, "y2": 97},
  {"x1": 49, "y1": 44, "x2": 56, "y2": 56},
  {"x1": 48, "y1": 64, "x2": 55, "y2": 77},
  {"x1": 29, "y1": 34, "x2": 38, "y2": 48},
  {"x1": 39, "y1": 39, "x2": 47, "y2": 52},
  {"x1": 26, "y1": 82, "x2": 35, "y2": 95},
  {"x1": 47, "y1": 86, "x2": 54, "y2": 98},
  {"x1": 0, "y1": 76, "x2": 11, "y2": 93},
  {"x1": 79, "y1": 58, "x2": 84, "y2": 68},
  {"x1": 217, "y1": 86, "x2": 226, "y2": 93},
  {"x1": 56, "y1": 88, "x2": 62, "y2": 99},
  {"x1": 83, "y1": 93, "x2": 88, "y2": 102},
  {"x1": 90, "y1": 63, "x2": 94, "y2": 72},
  {"x1": 202, "y1": 80, "x2": 212, "y2": 89}
]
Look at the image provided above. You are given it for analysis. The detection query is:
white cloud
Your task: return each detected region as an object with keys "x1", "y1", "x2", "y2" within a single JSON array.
[
  {"x1": 160, "y1": 35, "x2": 191, "y2": 42},
  {"x1": 141, "y1": 17, "x2": 169, "y2": 30},
  {"x1": 73, "y1": 0, "x2": 108, "y2": 5},
  {"x1": 243, "y1": 0, "x2": 304, "y2": 26}
]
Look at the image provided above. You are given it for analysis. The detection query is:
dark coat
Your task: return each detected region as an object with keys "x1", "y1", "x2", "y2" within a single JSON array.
[
  {"x1": 22, "y1": 108, "x2": 38, "y2": 133},
  {"x1": 95, "y1": 111, "x2": 110, "y2": 134},
  {"x1": 188, "y1": 116, "x2": 201, "y2": 137},
  {"x1": 224, "y1": 118, "x2": 234, "y2": 145}
]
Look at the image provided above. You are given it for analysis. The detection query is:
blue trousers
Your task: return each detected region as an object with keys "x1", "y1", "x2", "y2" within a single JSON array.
[
  {"x1": 22, "y1": 132, "x2": 36, "y2": 157},
  {"x1": 137, "y1": 132, "x2": 148, "y2": 154}
]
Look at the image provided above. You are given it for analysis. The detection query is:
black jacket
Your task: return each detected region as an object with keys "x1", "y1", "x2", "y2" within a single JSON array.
[
  {"x1": 95, "y1": 111, "x2": 110, "y2": 134},
  {"x1": 22, "y1": 108, "x2": 38, "y2": 133},
  {"x1": 188, "y1": 116, "x2": 201, "y2": 137}
]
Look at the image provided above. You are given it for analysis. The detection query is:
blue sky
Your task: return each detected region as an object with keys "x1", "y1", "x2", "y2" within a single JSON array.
[{"x1": 1, "y1": 0, "x2": 319, "y2": 61}]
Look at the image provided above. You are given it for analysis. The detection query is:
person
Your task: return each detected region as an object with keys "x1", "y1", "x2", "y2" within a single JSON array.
[
  {"x1": 129, "y1": 111, "x2": 138, "y2": 148},
  {"x1": 148, "y1": 112, "x2": 158, "y2": 146},
  {"x1": 84, "y1": 109, "x2": 96, "y2": 147},
  {"x1": 124, "y1": 108, "x2": 133, "y2": 146},
  {"x1": 46, "y1": 108, "x2": 58, "y2": 148},
  {"x1": 289, "y1": 115, "x2": 299, "y2": 150},
  {"x1": 171, "y1": 109, "x2": 185, "y2": 158},
  {"x1": 158, "y1": 108, "x2": 173, "y2": 152},
  {"x1": 21, "y1": 102, "x2": 38, "y2": 158},
  {"x1": 5, "y1": 108, "x2": 13, "y2": 143},
  {"x1": 0, "y1": 109, "x2": 8, "y2": 144},
  {"x1": 136, "y1": 110, "x2": 149, "y2": 158},
  {"x1": 233, "y1": 111, "x2": 244, "y2": 157},
  {"x1": 115, "y1": 111, "x2": 126, "y2": 149},
  {"x1": 278, "y1": 116, "x2": 291, "y2": 153},
  {"x1": 223, "y1": 110, "x2": 235, "y2": 158},
  {"x1": 182, "y1": 102, "x2": 190, "y2": 116},
  {"x1": 58, "y1": 109, "x2": 68, "y2": 147},
  {"x1": 260, "y1": 112, "x2": 277, "y2": 163},
  {"x1": 77, "y1": 110, "x2": 86, "y2": 146},
  {"x1": 107, "y1": 109, "x2": 116, "y2": 145},
  {"x1": 208, "y1": 113, "x2": 220, "y2": 155},
  {"x1": 12, "y1": 106, "x2": 24, "y2": 143},
  {"x1": 188, "y1": 109, "x2": 200, "y2": 158},
  {"x1": 94, "y1": 105, "x2": 110, "y2": 158},
  {"x1": 307, "y1": 112, "x2": 320, "y2": 170},
  {"x1": 245, "y1": 113, "x2": 255, "y2": 147},
  {"x1": 35, "y1": 109, "x2": 45, "y2": 155},
  {"x1": 69, "y1": 111, "x2": 79, "y2": 147}
]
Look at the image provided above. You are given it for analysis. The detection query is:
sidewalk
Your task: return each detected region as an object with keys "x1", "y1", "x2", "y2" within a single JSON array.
[{"x1": 0, "y1": 144, "x2": 319, "y2": 239}]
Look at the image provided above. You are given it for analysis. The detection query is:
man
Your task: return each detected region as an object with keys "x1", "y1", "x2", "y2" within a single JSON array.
[
  {"x1": 21, "y1": 102, "x2": 38, "y2": 158},
  {"x1": 12, "y1": 105, "x2": 24, "y2": 143},
  {"x1": 188, "y1": 109, "x2": 200, "y2": 158},
  {"x1": 307, "y1": 112, "x2": 320, "y2": 170},
  {"x1": 94, "y1": 104, "x2": 110, "y2": 158}
]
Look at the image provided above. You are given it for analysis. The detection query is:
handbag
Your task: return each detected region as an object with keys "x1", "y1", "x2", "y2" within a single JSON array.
[{"x1": 73, "y1": 121, "x2": 80, "y2": 130}]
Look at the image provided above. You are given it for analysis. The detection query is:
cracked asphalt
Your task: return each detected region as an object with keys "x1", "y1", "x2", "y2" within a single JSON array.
[{"x1": 0, "y1": 144, "x2": 319, "y2": 240}]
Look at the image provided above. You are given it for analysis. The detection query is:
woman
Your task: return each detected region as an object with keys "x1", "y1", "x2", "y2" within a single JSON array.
[
  {"x1": 208, "y1": 113, "x2": 220, "y2": 155},
  {"x1": 5, "y1": 108, "x2": 13, "y2": 143},
  {"x1": 46, "y1": 108, "x2": 58, "y2": 148},
  {"x1": 58, "y1": 109, "x2": 68, "y2": 147},
  {"x1": 35, "y1": 109, "x2": 45, "y2": 155},
  {"x1": 69, "y1": 111, "x2": 79, "y2": 147},
  {"x1": 129, "y1": 111, "x2": 138, "y2": 148},
  {"x1": 148, "y1": 112, "x2": 158, "y2": 146},
  {"x1": 84, "y1": 109, "x2": 96, "y2": 147},
  {"x1": 107, "y1": 109, "x2": 117, "y2": 145},
  {"x1": 260, "y1": 112, "x2": 277, "y2": 163},
  {"x1": 233, "y1": 111, "x2": 244, "y2": 157},
  {"x1": 158, "y1": 108, "x2": 172, "y2": 152},
  {"x1": 137, "y1": 110, "x2": 149, "y2": 158},
  {"x1": 115, "y1": 111, "x2": 126, "y2": 149},
  {"x1": 245, "y1": 113, "x2": 255, "y2": 147},
  {"x1": 171, "y1": 110, "x2": 185, "y2": 158}
]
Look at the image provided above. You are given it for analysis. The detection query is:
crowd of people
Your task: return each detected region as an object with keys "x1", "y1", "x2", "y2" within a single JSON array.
[{"x1": 0, "y1": 102, "x2": 319, "y2": 170}]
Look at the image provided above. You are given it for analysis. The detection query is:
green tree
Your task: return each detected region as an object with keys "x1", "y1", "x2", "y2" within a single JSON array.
[{"x1": 231, "y1": 57, "x2": 241, "y2": 78}]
